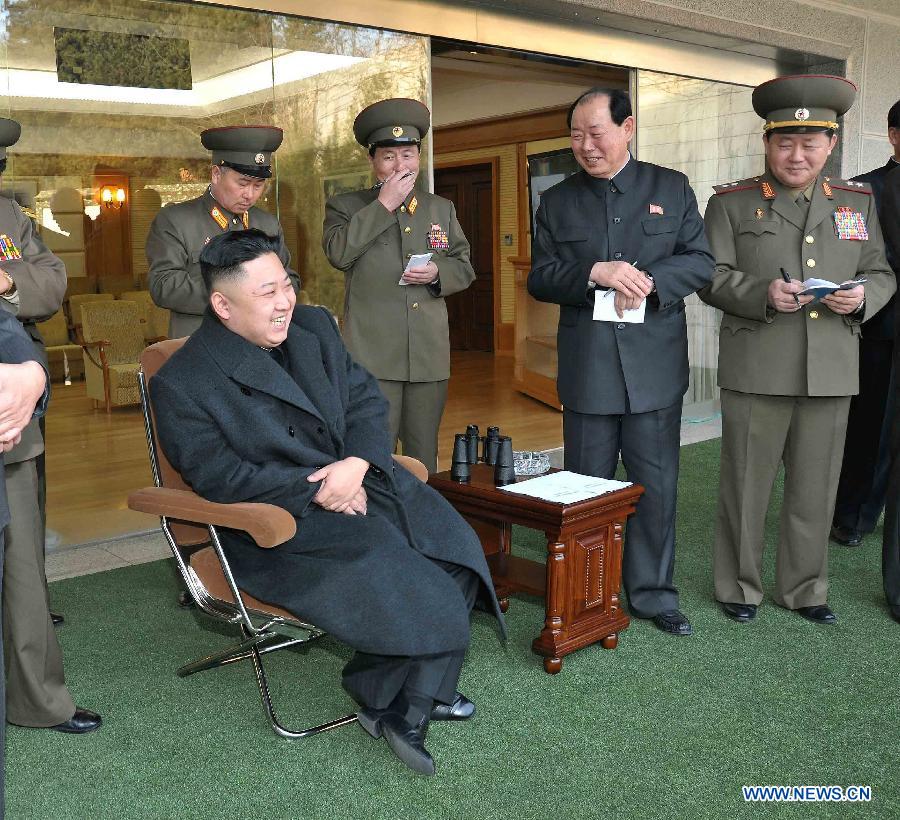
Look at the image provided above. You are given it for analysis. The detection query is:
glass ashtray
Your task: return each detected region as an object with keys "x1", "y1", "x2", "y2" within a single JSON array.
[{"x1": 513, "y1": 450, "x2": 551, "y2": 476}]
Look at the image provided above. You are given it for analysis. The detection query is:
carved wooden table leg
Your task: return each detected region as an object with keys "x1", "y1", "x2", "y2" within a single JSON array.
[{"x1": 543, "y1": 656, "x2": 562, "y2": 674}]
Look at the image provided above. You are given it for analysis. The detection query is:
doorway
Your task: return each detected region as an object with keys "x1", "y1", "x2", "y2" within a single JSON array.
[{"x1": 435, "y1": 162, "x2": 496, "y2": 352}]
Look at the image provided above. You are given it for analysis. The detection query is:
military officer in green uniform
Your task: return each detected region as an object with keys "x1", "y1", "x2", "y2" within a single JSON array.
[
  {"x1": 147, "y1": 125, "x2": 299, "y2": 337},
  {"x1": 322, "y1": 99, "x2": 475, "y2": 473},
  {"x1": 0, "y1": 118, "x2": 101, "y2": 733},
  {"x1": 700, "y1": 75, "x2": 896, "y2": 625}
]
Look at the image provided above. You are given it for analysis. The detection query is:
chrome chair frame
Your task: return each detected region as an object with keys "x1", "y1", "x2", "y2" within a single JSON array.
[{"x1": 136, "y1": 367, "x2": 357, "y2": 739}]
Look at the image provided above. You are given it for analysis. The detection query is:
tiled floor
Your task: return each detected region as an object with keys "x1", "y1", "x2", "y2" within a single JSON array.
[{"x1": 47, "y1": 416, "x2": 722, "y2": 582}]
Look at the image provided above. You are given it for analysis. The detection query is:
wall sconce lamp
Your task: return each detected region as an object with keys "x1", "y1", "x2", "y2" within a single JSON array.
[{"x1": 100, "y1": 186, "x2": 126, "y2": 209}]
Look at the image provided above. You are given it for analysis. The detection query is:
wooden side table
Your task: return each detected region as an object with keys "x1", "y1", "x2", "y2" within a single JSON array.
[{"x1": 429, "y1": 465, "x2": 643, "y2": 673}]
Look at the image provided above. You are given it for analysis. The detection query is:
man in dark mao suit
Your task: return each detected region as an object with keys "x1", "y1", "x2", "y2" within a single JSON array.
[
  {"x1": 881, "y1": 165, "x2": 900, "y2": 623},
  {"x1": 831, "y1": 99, "x2": 900, "y2": 546},
  {"x1": 528, "y1": 88, "x2": 715, "y2": 636},
  {"x1": 0, "y1": 308, "x2": 50, "y2": 815},
  {"x1": 150, "y1": 229, "x2": 503, "y2": 776}
]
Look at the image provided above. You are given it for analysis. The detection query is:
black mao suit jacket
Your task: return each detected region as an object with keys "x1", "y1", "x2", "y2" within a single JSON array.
[
  {"x1": 528, "y1": 160, "x2": 715, "y2": 415},
  {"x1": 150, "y1": 306, "x2": 503, "y2": 658}
]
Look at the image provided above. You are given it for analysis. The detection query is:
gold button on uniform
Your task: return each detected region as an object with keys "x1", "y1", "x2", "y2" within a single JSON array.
[
  {"x1": 404, "y1": 226, "x2": 411, "y2": 233},
  {"x1": 805, "y1": 235, "x2": 815, "y2": 244},
  {"x1": 400, "y1": 205, "x2": 406, "y2": 213},
  {"x1": 810, "y1": 310, "x2": 819, "y2": 319},
  {"x1": 806, "y1": 259, "x2": 816, "y2": 268},
  {"x1": 411, "y1": 302, "x2": 419, "y2": 310}
]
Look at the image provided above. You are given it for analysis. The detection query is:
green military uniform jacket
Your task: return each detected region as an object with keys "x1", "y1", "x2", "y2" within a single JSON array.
[
  {"x1": 322, "y1": 187, "x2": 475, "y2": 382},
  {"x1": 0, "y1": 196, "x2": 67, "y2": 464},
  {"x1": 700, "y1": 172, "x2": 895, "y2": 396},
  {"x1": 146, "y1": 189, "x2": 298, "y2": 338}
]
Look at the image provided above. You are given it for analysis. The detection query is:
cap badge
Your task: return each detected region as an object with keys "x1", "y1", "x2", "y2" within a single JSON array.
[
  {"x1": 392, "y1": 126, "x2": 404, "y2": 138},
  {"x1": 254, "y1": 153, "x2": 265, "y2": 165},
  {"x1": 795, "y1": 108, "x2": 810, "y2": 121}
]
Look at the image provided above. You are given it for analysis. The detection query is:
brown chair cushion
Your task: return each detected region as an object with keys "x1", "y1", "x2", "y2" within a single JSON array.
[{"x1": 190, "y1": 547, "x2": 297, "y2": 622}]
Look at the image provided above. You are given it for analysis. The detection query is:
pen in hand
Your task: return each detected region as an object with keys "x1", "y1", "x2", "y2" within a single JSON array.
[{"x1": 780, "y1": 267, "x2": 801, "y2": 307}]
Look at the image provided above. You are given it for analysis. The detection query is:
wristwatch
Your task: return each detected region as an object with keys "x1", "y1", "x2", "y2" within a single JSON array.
[{"x1": 1, "y1": 271, "x2": 16, "y2": 299}]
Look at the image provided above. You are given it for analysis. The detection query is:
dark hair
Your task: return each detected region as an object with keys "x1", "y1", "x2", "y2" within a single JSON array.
[
  {"x1": 199, "y1": 229, "x2": 281, "y2": 292},
  {"x1": 0, "y1": 158, "x2": 6, "y2": 175},
  {"x1": 567, "y1": 87, "x2": 632, "y2": 128},
  {"x1": 889, "y1": 99, "x2": 900, "y2": 131},
  {"x1": 368, "y1": 141, "x2": 421, "y2": 158}
]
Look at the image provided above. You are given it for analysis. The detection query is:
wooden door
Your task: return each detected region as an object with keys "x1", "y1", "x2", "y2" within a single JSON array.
[{"x1": 434, "y1": 163, "x2": 494, "y2": 352}]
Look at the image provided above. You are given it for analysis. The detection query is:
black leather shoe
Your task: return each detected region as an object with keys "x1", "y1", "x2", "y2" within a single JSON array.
[
  {"x1": 50, "y1": 612, "x2": 64, "y2": 626},
  {"x1": 830, "y1": 525, "x2": 862, "y2": 547},
  {"x1": 651, "y1": 609, "x2": 693, "y2": 635},
  {"x1": 430, "y1": 692, "x2": 475, "y2": 721},
  {"x1": 379, "y1": 711, "x2": 435, "y2": 775},
  {"x1": 889, "y1": 604, "x2": 900, "y2": 624},
  {"x1": 720, "y1": 601, "x2": 757, "y2": 623},
  {"x1": 795, "y1": 604, "x2": 837, "y2": 625},
  {"x1": 50, "y1": 708, "x2": 102, "y2": 734},
  {"x1": 177, "y1": 591, "x2": 196, "y2": 609}
]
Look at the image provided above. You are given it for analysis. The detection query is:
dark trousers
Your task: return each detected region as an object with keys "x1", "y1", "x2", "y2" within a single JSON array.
[
  {"x1": 563, "y1": 401, "x2": 682, "y2": 618},
  {"x1": 834, "y1": 337, "x2": 894, "y2": 533},
  {"x1": 881, "y1": 355, "x2": 900, "y2": 608},
  {"x1": 341, "y1": 559, "x2": 478, "y2": 715}
]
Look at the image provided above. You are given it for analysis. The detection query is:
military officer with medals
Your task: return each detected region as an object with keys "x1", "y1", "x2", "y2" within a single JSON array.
[
  {"x1": 147, "y1": 125, "x2": 299, "y2": 338},
  {"x1": 700, "y1": 75, "x2": 896, "y2": 625},
  {"x1": 0, "y1": 118, "x2": 101, "y2": 733},
  {"x1": 322, "y1": 99, "x2": 475, "y2": 473}
]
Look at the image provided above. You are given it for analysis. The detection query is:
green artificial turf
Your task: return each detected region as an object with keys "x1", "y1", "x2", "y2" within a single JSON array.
[{"x1": 7, "y1": 439, "x2": 899, "y2": 819}]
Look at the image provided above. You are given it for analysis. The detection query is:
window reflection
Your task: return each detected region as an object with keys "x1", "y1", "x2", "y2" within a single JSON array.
[{"x1": 0, "y1": 0, "x2": 429, "y2": 313}]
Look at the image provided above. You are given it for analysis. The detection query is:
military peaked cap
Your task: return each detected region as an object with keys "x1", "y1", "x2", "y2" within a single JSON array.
[
  {"x1": 201, "y1": 125, "x2": 283, "y2": 179},
  {"x1": 353, "y1": 98, "x2": 431, "y2": 149},
  {"x1": 0, "y1": 118, "x2": 22, "y2": 161},
  {"x1": 752, "y1": 74, "x2": 857, "y2": 134}
]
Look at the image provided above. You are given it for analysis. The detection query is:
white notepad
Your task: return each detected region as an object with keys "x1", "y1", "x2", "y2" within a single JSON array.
[{"x1": 592, "y1": 289, "x2": 646, "y2": 323}]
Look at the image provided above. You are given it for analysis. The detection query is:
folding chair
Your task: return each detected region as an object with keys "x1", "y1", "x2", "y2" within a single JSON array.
[{"x1": 128, "y1": 340, "x2": 429, "y2": 739}]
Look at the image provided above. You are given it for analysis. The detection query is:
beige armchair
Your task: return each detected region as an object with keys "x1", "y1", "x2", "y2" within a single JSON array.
[
  {"x1": 35, "y1": 309, "x2": 84, "y2": 382},
  {"x1": 120, "y1": 290, "x2": 170, "y2": 342},
  {"x1": 80, "y1": 300, "x2": 145, "y2": 412},
  {"x1": 67, "y1": 292, "x2": 114, "y2": 344}
]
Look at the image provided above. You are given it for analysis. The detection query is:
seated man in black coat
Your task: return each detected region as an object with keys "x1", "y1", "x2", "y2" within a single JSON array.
[{"x1": 150, "y1": 229, "x2": 503, "y2": 775}]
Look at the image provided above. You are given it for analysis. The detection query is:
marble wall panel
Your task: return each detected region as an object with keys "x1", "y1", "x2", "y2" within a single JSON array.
[{"x1": 861, "y1": 20, "x2": 900, "y2": 136}]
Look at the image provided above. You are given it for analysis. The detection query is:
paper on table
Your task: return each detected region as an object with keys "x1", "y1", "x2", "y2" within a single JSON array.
[
  {"x1": 399, "y1": 252, "x2": 434, "y2": 285},
  {"x1": 592, "y1": 289, "x2": 646, "y2": 323},
  {"x1": 499, "y1": 470, "x2": 632, "y2": 503}
]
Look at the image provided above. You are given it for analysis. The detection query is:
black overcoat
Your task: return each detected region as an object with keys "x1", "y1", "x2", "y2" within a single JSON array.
[{"x1": 150, "y1": 306, "x2": 502, "y2": 657}]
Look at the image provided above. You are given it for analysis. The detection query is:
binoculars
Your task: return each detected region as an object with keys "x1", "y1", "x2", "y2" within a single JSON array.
[{"x1": 450, "y1": 424, "x2": 514, "y2": 485}]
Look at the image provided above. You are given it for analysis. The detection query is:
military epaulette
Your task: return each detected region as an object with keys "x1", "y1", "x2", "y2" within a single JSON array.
[
  {"x1": 713, "y1": 177, "x2": 764, "y2": 195},
  {"x1": 824, "y1": 177, "x2": 873, "y2": 195}
]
